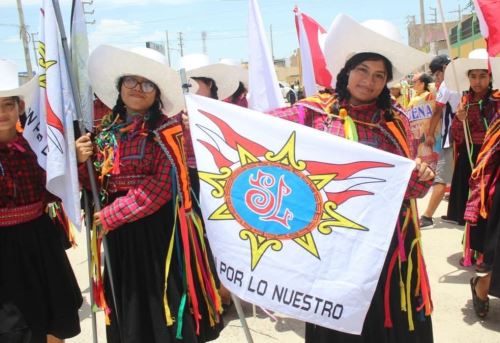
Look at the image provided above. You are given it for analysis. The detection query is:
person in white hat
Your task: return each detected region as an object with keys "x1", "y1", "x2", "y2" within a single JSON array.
[
  {"x1": 75, "y1": 45, "x2": 223, "y2": 342},
  {"x1": 269, "y1": 14, "x2": 434, "y2": 343},
  {"x1": 0, "y1": 60, "x2": 82, "y2": 343},
  {"x1": 179, "y1": 54, "x2": 242, "y2": 309},
  {"x1": 219, "y1": 58, "x2": 249, "y2": 108},
  {"x1": 442, "y1": 49, "x2": 499, "y2": 229},
  {"x1": 464, "y1": 59, "x2": 500, "y2": 319},
  {"x1": 419, "y1": 55, "x2": 460, "y2": 229}
]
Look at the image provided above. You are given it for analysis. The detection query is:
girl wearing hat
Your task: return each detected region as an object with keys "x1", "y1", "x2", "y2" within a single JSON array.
[
  {"x1": 75, "y1": 46, "x2": 222, "y2": 342},
  {"x1": 269, "y1": 14, "x2": 434, "y2": 342},
  {"x1": 0, "y1": 60, "x2": 82, "y2": 343},
  {"x1": 465, "y1": 106, "x2": 500, "y2": 319},
  {"x1": 443, "y1": 49, "x2": 499, "y2": 229},
  {"x1": 180, "y1": 54, "x2": 241, "y2": 308}
]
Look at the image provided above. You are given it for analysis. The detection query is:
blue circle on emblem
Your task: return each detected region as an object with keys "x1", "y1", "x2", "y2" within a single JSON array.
[{"x1": 228, "y1": 165, "x2": 319, "y2": 237}]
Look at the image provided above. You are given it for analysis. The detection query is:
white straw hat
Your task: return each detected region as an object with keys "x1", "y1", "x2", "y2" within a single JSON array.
[
  {"x1": 88, "y1": 45, "x2": 189, "y2": 117},
  {"x1": 444, "y1": 49, "x2": 495, "y2": 92},
  {"x1": 324, "y1": 14, "x2": 432, "y2": 88},
  {"x1": 219, "y1": 58, "x2": 249, "y2": 89},
  {"x1": 180, "y1": 54, "x2": 240, "y2": 100},
  {"x1": 0, "y1": 59, "x2": 38, "y2": 104}
]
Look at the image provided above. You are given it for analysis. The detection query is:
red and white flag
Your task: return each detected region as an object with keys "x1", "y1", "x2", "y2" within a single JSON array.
[
  {"x1": 23, "y1": 0, "x2": 81, "y2": 229},
  {"x1": 473, "y1": 0, "x2": 500, "y2": 57},
  {"x1": 294, "y1": 7, "x2": 332, "y2": 92}
]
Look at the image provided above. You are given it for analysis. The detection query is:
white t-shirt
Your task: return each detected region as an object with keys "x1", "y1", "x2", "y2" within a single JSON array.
[{"x1": 436, "y1": 81, "x2": 460, "y2": 148}]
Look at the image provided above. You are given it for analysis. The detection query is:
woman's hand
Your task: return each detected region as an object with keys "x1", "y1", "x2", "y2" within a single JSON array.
[
  {"x1": 93, "y1": 212, "x2": 108, "y2": 238},
  {"x1": 181, "y1": 111, "x2": 189, "y2": 129},
  {"x1": 75, "y1": 133, "x2": 93, "y2": 163},
  {"x1": 414, "y1": 157, "x2": 435, "y2": 182},
  {"x1": 455, "y1": 102, "x2": 467, "y2": 121}
]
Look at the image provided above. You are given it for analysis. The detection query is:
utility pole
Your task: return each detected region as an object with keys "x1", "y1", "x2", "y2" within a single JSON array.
[
  {"x1": 269, "y1": 24, "x2": 275, "y2": 62},
  {"x1": 30, "y1": 32, "x2": 38, "y2": 66},
  {"x1": 429, "y1": 6, "x2": 437, "y2": 24},
  {"x1": 178, "y1": 32, "x2": 184, "y2": 57},
  {"x1": 201, "y1": 31, "x2": 207, "y2": 54},
  {"x1": 165, "y1": 30, "x2": 171, "y2": 67},
  {"x1": 16, "y1": 0, "x2": 33, "y2": 76},
  {"x1": 449, "y1": 4, "x2": 462, "y2": 22},
  {"x1": 419, "y1": 0, "x2": 426, "y2": 48}
]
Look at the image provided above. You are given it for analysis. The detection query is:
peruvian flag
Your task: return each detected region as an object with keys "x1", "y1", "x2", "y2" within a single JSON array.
[
  {"x1": 473, "y1": 0, "x2": 500, "y2": 57},
  {"x1": 23, "y1": 0, "x2": 81, "y2": 229},
  {"x1": 294, "y1": 7, "x2": 332, "y2": 92}
]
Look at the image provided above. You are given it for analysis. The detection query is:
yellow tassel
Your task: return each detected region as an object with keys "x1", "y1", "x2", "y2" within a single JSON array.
[{"x1": 163, "y1": 199, "x2": 179, "y2": 326}]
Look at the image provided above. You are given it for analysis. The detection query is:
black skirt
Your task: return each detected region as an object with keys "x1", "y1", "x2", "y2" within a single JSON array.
[
  {"x1": 0, "y1": 214, "x2": 82, "y2": 343},
  {"x1": 103, "y1": 200, "x2": 223, "y2": 343},
  {"x1": 469, "y1": 176, "x2": 500, "y2": 297},
  {"x1": 446, "y1": 143, "x2": 481, "y2": 225},
  {"x1": 305, "y1": 203, "x2": 433, "y2": 343}
]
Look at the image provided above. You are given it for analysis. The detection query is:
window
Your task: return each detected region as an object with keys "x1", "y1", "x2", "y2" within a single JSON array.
[
  {"x1": 461, "y1": 17, "x2": 473, "y2": 40},
  {"x1": 473, "y1": 17, "x2": 480, "y2": 35},
  {"x1": 450, "y1": 26, "x2": 458, "y2": 44}
]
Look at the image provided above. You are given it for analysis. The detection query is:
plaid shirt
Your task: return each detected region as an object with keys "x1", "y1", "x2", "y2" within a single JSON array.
[
  {"x1": 451, "y1": 93, "x2": 499, "y2": 146},
  {"x1": 86, "y1": 116, "x2": 173, "y2": 230},
  {"x1": 0, "y1": 134, "x2": 50, "y2": 207},
  {"x1": 268, "y1": 97, "x2": 432, "y2": 199}
]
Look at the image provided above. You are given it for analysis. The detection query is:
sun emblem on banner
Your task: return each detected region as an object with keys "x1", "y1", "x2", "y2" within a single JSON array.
[{"x1": 196, "y1": 109, "x2": 393, "y2": 270}]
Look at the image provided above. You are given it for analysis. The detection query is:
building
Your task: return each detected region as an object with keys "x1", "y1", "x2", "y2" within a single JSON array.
[
  {"x1": 448, "y1": 14, "x2": 486, "y2": 58},
  {"x1": 407, "y1": 18, "x2": 459, "y2": 55}
]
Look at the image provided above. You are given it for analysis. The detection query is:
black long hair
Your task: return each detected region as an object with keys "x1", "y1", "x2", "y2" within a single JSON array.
[
  {"x1": 335, "y1": 52, "x2": 394, "y2": 118},
  {"x1": 192, "y1": 76, "x2": 219, "y2": 100},
  {"x1": 112, "y1": 76, "x2": 164, "y2": 138},
  {"x1": 230, "y1": 82, "x2": 247, "y2": 104}
]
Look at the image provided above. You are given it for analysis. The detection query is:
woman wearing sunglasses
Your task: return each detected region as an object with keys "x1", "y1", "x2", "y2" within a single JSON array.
[{"x1": 76, "y1": 45, "x2": 223, "y2": 343}]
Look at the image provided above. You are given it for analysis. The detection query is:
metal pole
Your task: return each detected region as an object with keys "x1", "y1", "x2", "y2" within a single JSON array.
[
  {"x1": 269, "y1": 24, "x2": 274, "y2": 61},
  {"x1": 179, "y1": 68, "x2": 254, "y2": 343},
  {"x1": 83, "y1": 190, "x2": 99, "y2": 343},
  {"x1": 16, "y1": 0, "x2": 33, "y2": 76},
  {"x1": 178, "y1": 32, "x2": 184, "y2": 57},
  {"x1": 50, "y1": 0, "x2": 121, "y2": 340},
  {"x1": 165, "y1": 30, "x2": 171, "y2": 67},
  {"x1": 30, "y1": 32, "x2": 38, "y2": 67}
]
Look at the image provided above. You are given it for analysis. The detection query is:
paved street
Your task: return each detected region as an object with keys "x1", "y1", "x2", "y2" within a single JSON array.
[{"x1": 67, "y1": 192, "x2": 500, "y2": 343}]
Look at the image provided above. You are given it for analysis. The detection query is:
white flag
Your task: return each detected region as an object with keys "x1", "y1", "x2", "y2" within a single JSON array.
[
  {"x1": 71, "y1": 0, "x2": 93, "y2": 131},
  {"x1": 248, "y1": 0, "x2": 285, "y2": 112},
  {"x1": 186, "y1": 94, "x2": 415, "y2": 334},
  {"x1": 23, "y1": 0, "x2": 81, "y2": 229}
]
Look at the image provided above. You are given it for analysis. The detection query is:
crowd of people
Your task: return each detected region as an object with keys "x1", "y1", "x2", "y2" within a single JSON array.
[{"x1": 1, "y1": 10, "x2": 499, "y2": 343}]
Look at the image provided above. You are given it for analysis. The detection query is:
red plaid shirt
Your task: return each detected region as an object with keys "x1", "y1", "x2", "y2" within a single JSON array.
[
  {"x1": 0, "y1": 134, "x2": 52, "y2": 207},
  {"x1": 451, "y1": 93, "x2": 499, "y2": 146},
  {"x1": 82, "y1": 116, "x2": 173, "y2": 230},
  {"x1": 267, "y1": 96, "x2": 432, "y2": 199}
]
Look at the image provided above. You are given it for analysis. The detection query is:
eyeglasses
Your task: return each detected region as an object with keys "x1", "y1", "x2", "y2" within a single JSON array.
[{"x1": 122, "y1": 76, "x2": 156, "y2": 93}]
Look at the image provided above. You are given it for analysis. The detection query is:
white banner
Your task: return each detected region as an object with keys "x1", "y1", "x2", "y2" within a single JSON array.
[
  {"x1": 186, "y1": 94, "x2": 415, "y2": 334},
  {"x1": 247, "y1": 0, "x2": 285, "y2": 112},
  {"x1": 23, "y1": 0, "x2": 81, "y2": 229}
]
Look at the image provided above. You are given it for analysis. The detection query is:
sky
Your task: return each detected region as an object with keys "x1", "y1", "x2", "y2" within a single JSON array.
[{"x1": 1, "y1": 0, "x2": 471, "y2": 73}]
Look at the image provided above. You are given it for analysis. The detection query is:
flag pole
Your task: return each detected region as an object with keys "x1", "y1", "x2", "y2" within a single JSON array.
[
  {"x1": 436, "y1": 0, "x2": 473, "y2": 169},
  {"x1": 179, "y1": 70, "x2": 254, "y2": 343},
  {"x1": 50, "y1": 0, "x2": 121, "y2": 341}
]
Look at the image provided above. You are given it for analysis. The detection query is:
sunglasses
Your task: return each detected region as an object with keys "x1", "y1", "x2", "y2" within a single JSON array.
[{"x1": 122, "y1": 76, "x2": 156, "y2": 93}]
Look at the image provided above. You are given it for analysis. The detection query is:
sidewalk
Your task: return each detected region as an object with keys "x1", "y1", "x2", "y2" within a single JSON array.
[{"x1": 67, "y1": 193, "x2": 500, "y2": 342}]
